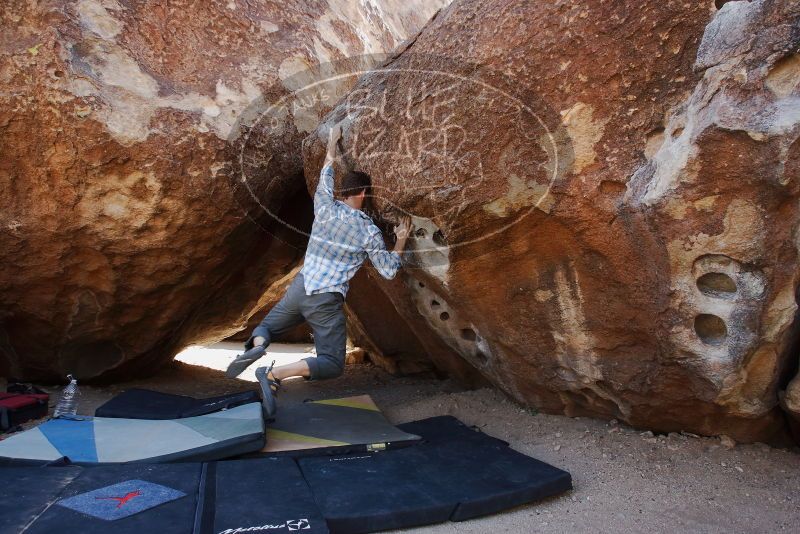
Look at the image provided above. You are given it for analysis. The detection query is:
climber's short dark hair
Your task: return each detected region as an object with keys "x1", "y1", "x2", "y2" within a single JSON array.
[{"x1": 338, "y1": 170, "x2": 371, "y2": 198}]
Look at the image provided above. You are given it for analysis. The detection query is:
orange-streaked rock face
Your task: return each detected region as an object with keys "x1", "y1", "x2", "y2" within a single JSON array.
[
  {"x1": 304, "y1": 0, "x2": 800, "y2": 442},
  {"x1": 0, "y1": 0, "x2": 447, "y2": 380}
]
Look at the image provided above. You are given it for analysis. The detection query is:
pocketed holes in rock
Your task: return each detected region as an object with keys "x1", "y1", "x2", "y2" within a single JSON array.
[
  {"x1": 416, "y1": 280, "x2": 489, "y2": 365},
  {"x1": 694, "y1": 271, "x2": 737, "y2": 346}
]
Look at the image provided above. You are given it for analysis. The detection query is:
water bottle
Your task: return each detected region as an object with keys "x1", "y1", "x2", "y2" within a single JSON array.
[{"x1": 53, "y1": 374, "x2": 79, "y2": 418}]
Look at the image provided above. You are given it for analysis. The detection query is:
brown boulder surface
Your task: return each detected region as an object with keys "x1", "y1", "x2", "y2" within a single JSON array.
[
  {"x1": 0, "y1": 0, "x2": 447, "y2": 381},
  {"x1": 304, "y1": 0, "x2": 800, "y2": 441}
]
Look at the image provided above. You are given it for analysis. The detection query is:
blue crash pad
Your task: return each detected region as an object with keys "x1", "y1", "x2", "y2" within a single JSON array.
[{"x1": 0, "y1": 402, "x2": 264, "y2": 465}]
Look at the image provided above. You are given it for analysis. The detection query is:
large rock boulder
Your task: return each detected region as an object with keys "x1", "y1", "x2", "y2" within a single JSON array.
[
  {"x1": 0, "y1": 0, "x2": 447, "y2": 381},
  {"x1": 304, "y1": 0, "x2": 800, "y2": 441}
]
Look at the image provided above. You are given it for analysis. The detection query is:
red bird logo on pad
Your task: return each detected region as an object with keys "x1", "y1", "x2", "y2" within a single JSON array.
[{"x1": 95, "y1": 490, "x2": 142, "y2": 508}]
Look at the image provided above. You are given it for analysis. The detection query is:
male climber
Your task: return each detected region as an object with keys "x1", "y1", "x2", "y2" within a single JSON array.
[{"x1": 225, "y1": 123, "x2": 413, "y2": 418}]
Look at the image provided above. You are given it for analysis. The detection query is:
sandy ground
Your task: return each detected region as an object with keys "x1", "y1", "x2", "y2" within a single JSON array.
[{"x1": 4, "y1": 343, "x2": 799, "y2": 533}]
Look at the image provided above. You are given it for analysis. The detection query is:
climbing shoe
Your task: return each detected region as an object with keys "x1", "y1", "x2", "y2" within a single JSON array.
[
  {"x1": 255, "y1": 362, "x2": 280, "y2": 420},
  {"x1": 225, "y1": 344, "x2": 267, "y2": 378}
]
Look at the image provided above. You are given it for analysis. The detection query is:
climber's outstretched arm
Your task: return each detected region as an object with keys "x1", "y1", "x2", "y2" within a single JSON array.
[{"x1": 324, "y1": 123, "x2": 341, "y2": 167}]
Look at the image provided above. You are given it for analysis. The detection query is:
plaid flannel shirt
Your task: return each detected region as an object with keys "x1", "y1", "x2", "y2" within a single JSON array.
[{"x1": 299, "y1": 164, "x2": 401, "y2": 297}]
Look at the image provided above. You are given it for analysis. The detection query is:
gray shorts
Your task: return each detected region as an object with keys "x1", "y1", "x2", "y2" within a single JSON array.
[{"x1": 246, "y1": 273, "x2": 346, "y2": 380}]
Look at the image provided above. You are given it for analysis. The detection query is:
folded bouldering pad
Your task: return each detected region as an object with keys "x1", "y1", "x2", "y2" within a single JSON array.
[
  {"x1": 298, "y1": 415, "x2": 572, "y2": 533},
  {"x1": 0, "y1": 465, "x2": 82, "y2": 533},
  {"x1": 1, "y1": 416, "x2": 570, "y2": 534},
  {"x1": 0, "y1": 402, "x2": 264, "y2": 465},
  {"x1": 17, "y1": 463, "x2": 202, "y2": 534},
  {"x1": 1, "y1": 458, "x2": 327, "y2": 534},
  {"x1": 200, "y1": 457, "x2": 329, "y2": 534},
  {"x1": 261, "y1": 395, "x2": 420, "y2": 456},
  {"x1": 95, "y1": 388, "x2": 260, "y2": 419}
]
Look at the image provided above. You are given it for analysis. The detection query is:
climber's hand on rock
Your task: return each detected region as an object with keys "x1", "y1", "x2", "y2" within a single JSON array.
[
  {"x1": 325, "y1": 124, "x2": 342, "y2": 165},
  {"x1": 328, "y1": 123, "x2": 342, "y2": 144},
  {"x1": 394, "y1": 216, "x2": 413, "y2": 241}
]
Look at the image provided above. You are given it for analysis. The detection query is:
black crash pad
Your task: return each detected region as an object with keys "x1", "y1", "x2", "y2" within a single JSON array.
[
  {"x1": 0, "y1": 465, "x2": 82, "y2": 533},
  {"x1": 94, "y1": 388, "x2": 260, "y2": 419},
  {"x1": 298, "y1": 415, "x2": 572, "y2": 533},
  {"x1": 11, "y1": 463, "x2": 202, "y2": 534},
  {"x1": 2, "y1": 458, "x2": 327, "y2": 533},
  {"x1": 398, "y1": 415, "x2": 511, "y2": 447},
  {"x1": 200, "y1": 457, "x2": 328, "y2": 534}
]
